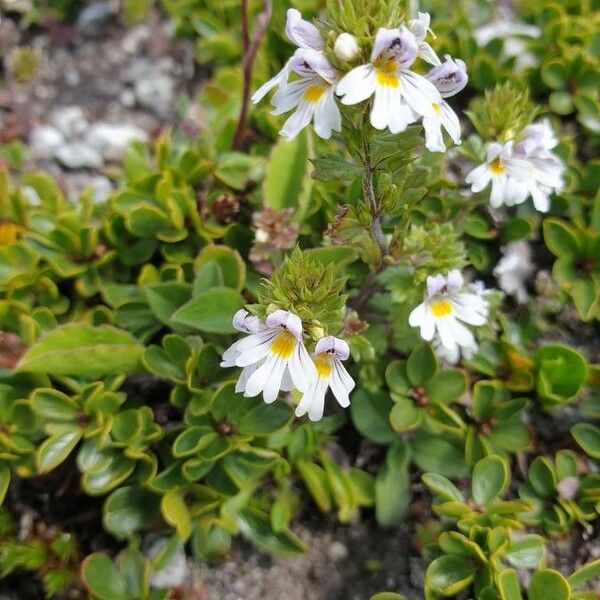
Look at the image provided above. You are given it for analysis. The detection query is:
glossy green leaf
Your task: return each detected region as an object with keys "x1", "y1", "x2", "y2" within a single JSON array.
[
  {"x1": 172, "y1": 287, "x2": 245, "y2": 334},
  {"x1": 528, "y1": 570, "x2": 570, "y2": 600},
  {"x1": 472, "y1": 456, "x2": 508, "y2": 506},
  {"x1": 571, "y1": 423, "x2": 600, "y2": 458},
  {"x1": 406, "y1": 343, "x2": 437, "y2": 386},
  {"x1": 17, "y1": 324, "x2": 144, "y2": 377},
  {"x1": 0, "y1": 463, "x2": 10, "y2": 505},
  {"x1": 426, "y1": 555, "x2": 476, "y2": 596},
  {"x1": 351, "y1": 389, "x2": 397, "y2": 445},
  {"x1": 36, "y1": 428, "x2": 82, "y2": 473},
  {"x1": 161, "y1": 489, "x2": 192, "y2": 540},
  {"x1": 103, "y1": 486, "x2": 161, "y2": 539},
  {"x1": 81, "y1": 553, "x2": 128, "y2": 600}
]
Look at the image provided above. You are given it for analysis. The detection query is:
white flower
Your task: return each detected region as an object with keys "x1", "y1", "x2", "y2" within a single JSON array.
[
  {"x1": 270, "y1": 49, "x2": 341, "y2": 140},
  {"x1": 493, "y1": 241, "x2": 534, "y2": 304},
  {"x1": 295, "y1": 336, "x2": 355, "y2": 422},
  {"x1": 336, "y1": 26, "x2": 441, "y2": 134},
  {"x1": 251, "y1": 8, "x2": 324, "y2": 104},
  {"x1": 422, "y1": 55, "x2": 467, "y2": 152},
  {"x1": 433, "y1": 334, "x2": 478, "y2": 365},
  {"x1": 408, "y1": 12, "x2": 441, "y2": 66},
  {"x1": 221, "y1": 309, "x2": 316, "y2": 404},
  {"x1": 409, "y1": 270, "x2": 488, "y2": 357},
  {"x1": 285, "y1": 8, "x2": 324, "y2": 51},
  {"x1": 513, "y1": 120, "x2": 564, "y2": 213},
  {"x1": 334, "y1": 32, "x2": 361, "y2": 62},
  {"x1": 465, "y1": 142, "x2": 530, "y2": 209}
]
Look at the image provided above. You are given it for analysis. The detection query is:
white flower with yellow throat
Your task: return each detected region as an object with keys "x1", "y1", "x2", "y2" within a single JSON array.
[
  {"x1": 295, "y1": 336, "x2": 355, "y2": 422},
  {"x1": 336, "y1": 26, "x2": 441, "y2": 134},
  {"x1": 409, "y1": 270, "x2": 488, "y2": 356},
  {"x1": 221, "y1": 309, "x2": 317, "y2": 404}
]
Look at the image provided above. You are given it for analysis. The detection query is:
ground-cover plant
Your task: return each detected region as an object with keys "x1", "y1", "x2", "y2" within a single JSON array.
[{"x1": 1, "y1": 0, "x2": 599, "y2": 597}]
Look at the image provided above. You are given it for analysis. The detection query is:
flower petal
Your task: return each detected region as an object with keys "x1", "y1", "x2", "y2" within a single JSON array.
[{"x1": 336, "y1": 65, "x2": 376, "y2": 105}]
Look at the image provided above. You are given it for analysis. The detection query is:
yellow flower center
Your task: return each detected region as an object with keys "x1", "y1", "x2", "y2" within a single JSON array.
[
  {"x1": 430, "y1": 300, "x2": 453, "y2": 317},
  {"x1": 489, "y1": 157, "x2": 505, "y2": 175},
  {"x1": 303, "y1": 85, "x2": 326, "y2": 104},
  {"x1": 373, "y1": 58, "x2": 399, "y2": 87},
  {"x1": 0, "y1": 221, "x2": 20, "y2": 246},
  {"x1": 314, "y1": 353, "x2": 333, "y2": 378},
  {"x1": 432, "y1": 103, "x2": 442, "y2": 116},
  {"x1": 271, "y1": 330, "x2": 296, "y2": 359}
]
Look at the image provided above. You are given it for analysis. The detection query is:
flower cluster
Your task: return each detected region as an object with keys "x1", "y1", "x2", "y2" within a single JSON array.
[
  {"x1": 409, "y1": 270, "x2": 489, "y2": 364},
  {"x1": 466, "y1": 119, "x2": 565, "y2": 212},
  {"x1": 253, "y1": 9, "x2": 467, "y2": 152},
  {"x1": 221, "y1": 309, "x2": 355, "y2": 421}
]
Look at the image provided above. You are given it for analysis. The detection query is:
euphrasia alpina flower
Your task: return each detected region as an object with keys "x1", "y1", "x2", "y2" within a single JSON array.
[
  {"x1": 422, "y1": 55, "x2": 468, "y2": 152},
  {"x1": 512, "y1": 119, "x2": 565, "y2": 212},
  {"x1": 465, "y1": 141, "x2": 530, "y2": 209},
  {"x1": 295, "y1": 336, "x2": 355, "y2": 422},
  {"x1": 409, "y1": 270, "x2": 488, "y2": 358},
  {"x1": 466, "y1": 119, "x2": 564, "y2": 212},
  {"x1": 221, "y1": 309, "x2": 316, "y2": 404},
  {"x1": 270, "y1": 49, "x2": 342, "y2": 140},
  {"x1": 336, "y1": 26, "x2": 441, "y2": 134},
  {"x1": 334, "y1": 32, "x2": 361, "y2": 62},
  {"x1": 251, "y1": 10, "x2": 340, "y2": 140},
  {"x1": 408, "y1": 12, "x2": 441, "y2": 66}
]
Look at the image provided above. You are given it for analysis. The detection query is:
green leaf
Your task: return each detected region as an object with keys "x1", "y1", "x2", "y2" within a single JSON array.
[
  {"x1": 541, "y1": 60, "x2": 569, "y2": 90},
  {"x1": 528, "y1": 456, "x2": 557, "y2": 498},
  {"x1": 214, "y1": 152, "x2": 263, "y2": 191},
  {"x1": 0, "y1": 463, "x2": 10, "y2": 505},
  {"x1": 536, "y1": 345, "x2": 587, "y2": 407},
  {"x1": 407, "y1": 343, "x2": 437, "y2": 386},
  {"x1": 194, "y1": 245, "x2": 246, "y2": 292},
  {"x1": 528, "y1": 570, "x2": 570, "y2": 600},
  {"x1": 172, "y1": 287, "x2": 245, "y2": 334},
  {"x1": 237, "y1": 400, "x2": 292, "y2": 436},
  {"x1": 421, "y1": 472, "x2": 464, "y2": 502},
  {"x1": 425, "y1": 370, "x2": 467, "y2": 404},
  {"x1": 351, "y1": 389, "x2": 397, "y2": 445},
  {"x1": 17, "y1": 324, "x2": 144, "y2": 377},
  {"x1": 543, "y1": 219, "x2": 581, "y2": 257},
  {"x1": 117, "y1": 547, "x2": 149, "y2": 599},
  {"x1": 172, "y1": 426, "x2": 214, "y2": 457},
  {"x1": 375, "y1": 441, "x2": 410, "y2": 526},
  {"x1": 567, "y1": 559, "x2": 600, "y2": 588},
  {"x1": 236, "y1": 507, "x2": 307, "y2": 555},
  {"x1": 36, "y1": 428, "x2": 82, "y2": 473},
  {"x1": 143, "y1": 282, "x2": 192, "y2": 325},
  {"x1": 438, "y1": 531, "x2": 486, "y2": 562},
  {"x1": 571, "y1": 423, "x2": 600, "y2": 458},
  {"x1": 426, "y1": 555, "x2": 476, "y2": 596},
  {"x1": 389, "y1": 398, "x2": 421, "y2": 432},
  {"x1": 297, "y1": 460, "x2": 332, "y2": 512},
  {"x1": 263, "y1": 130, "x2": 312, "y2": 218},
  {"x1": 310, "y1": 154, "x2": 362, "y2": 181},
  {"x1": 498, "y1": 569, "x2": 523, "y2": 600},
  {"x1": 411, "y1": 434, "x2": 470, "y2": 478},
  {"x1": 161, "y1": 489, "x2": 192, "y2": 540},
  {"x1": 505, "y1": 534, "x2": 546, "y2": 569},
  {"x1": 30, "y1": 388, "x2": 78, "y2": 421},
  {"x1": 472, "y1": 456, "x2": 508, "y2": 506},
  {"x1": 81, "y1": 553, "x2": 128, "y2": 600},
  {"x1": 369, "y1": 594, "x2": 407, "y2": 600},
  {"x1": 103, "y1": 486, "x2": 161, "y2": 539}
]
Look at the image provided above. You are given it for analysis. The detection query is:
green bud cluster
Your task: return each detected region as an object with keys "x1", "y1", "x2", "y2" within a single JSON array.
[
  {"x1": 324, "y1": 0, "x2": 406, "y2": 39},
  {"x1": 250, "y1": 248, "x2": 348, "y2": 340},
  {"x1": 466, "y1": 83, "x2": 537, "y2": 143},
  {"x1": 393, "y1": 223, "x2": 467, "y2": 284}
]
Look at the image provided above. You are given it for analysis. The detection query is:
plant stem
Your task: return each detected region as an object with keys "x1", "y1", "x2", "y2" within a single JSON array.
[{"x1": 232, "y1": 0, "x2": 273, "y2": 150}]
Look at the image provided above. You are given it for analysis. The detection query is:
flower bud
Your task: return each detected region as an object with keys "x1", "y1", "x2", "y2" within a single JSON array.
[
  {"x1": 425, "y1": 55, "x2": 468, "y2": 98},
  {"x1": 334, "y1": 32, "x2": 360, "y2": 61}
]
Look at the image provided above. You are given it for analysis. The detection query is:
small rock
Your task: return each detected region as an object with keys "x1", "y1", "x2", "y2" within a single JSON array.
[
  {"x1": 64, "y1": 68, "x2": 80, "y2": 87},
  {"x1": 29, "y1": 125, "x2": 65, "y2": 159},
  {"x1": 76, "y1": 0, "x2": 116, "y2": 37},
  {"x1": 55, "y1": 142, "x2": 103, "y2": 169},
  {"x1": 557, "y1": 476, "x2": 579, "y2": 501},
  {"x1": 86, "y1": 122, "x2": 148, "y2": 161},
  {"x1": 51, "y1": 106, "x2": 88, "y2": 139},
  {"x1": 119, "y1": 89, "x2": 136, "y2": 108},
  {"x1": 135, "y1": 73, "x2": 175, "y2": 117},
  {"x1": 327, "y1": 541, "x2": 349, "y2": 562},
  {"x1": 121, "y1": 24, "x2": 150, "y2": 54},
  {"x1": 146, "y1": 539, "x2": 188, "y2": 589}
]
